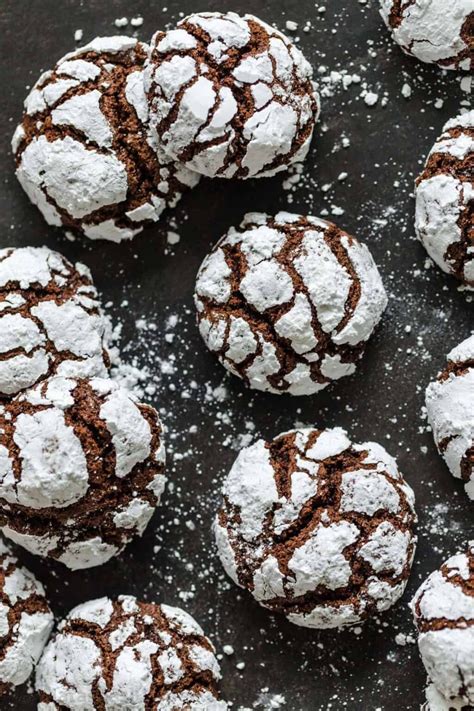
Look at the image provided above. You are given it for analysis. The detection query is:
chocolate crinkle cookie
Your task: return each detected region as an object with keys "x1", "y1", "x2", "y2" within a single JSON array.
[
  {"x1": 195, "y1": 212, "x2": 387, "y2": 396},
  {"x1": 411, "y1": 542, "x2": 474, "y2": 709},
  {"x1": 0, "y1": 375, "x2": 166, "y2": 570},
  {"x1": 12, "y1": 36, "x2": 199, "y2": 243},
  {"x1": 415, "y1": 111, "x2": 473, "y2": 289},
  {"x1": 0, "y1": 246, "x2": 109, "y2": 398},
  {"x1": 379, "y1": 0, "x2": 473, "y2": 70},
  {"x1": 36, "y1": 595, "x2": 227, "y2": 710},
  {"x1": 425, "y1": 335, "x2": 474, "y2": 500},
  {"x1": 215, "y1": 427, "x2": 417, "y2": 629},
  {"x1": 145, "y1": 12, "x2": 319, "y2": 179},
  {"x1": 0, "y1": 540, "x2": 53, "y2": 695}
]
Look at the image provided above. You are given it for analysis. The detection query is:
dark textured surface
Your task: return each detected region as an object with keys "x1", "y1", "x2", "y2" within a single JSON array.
[{"x1": 0, "y1": 1, "x2": 471, "y2": 709}]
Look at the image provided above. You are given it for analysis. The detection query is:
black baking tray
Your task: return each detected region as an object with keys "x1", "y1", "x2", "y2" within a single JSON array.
[{"x1": 0, "y1": 1, "x2": 472, "y2": 709}]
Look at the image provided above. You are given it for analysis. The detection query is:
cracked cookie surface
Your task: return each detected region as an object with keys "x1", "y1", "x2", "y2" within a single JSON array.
[
  {"x1": 415, "y1": 111, "x2": 473, "y2": 289},
  {"x1": 145, "y1": 12, "x2": 319, "y2": 179},
  {"x1": 0, "y1": 540, "x2": 53, "y2": 695},
  {"x1": 425, "y1": 334, "x2": 474, "y2": 500},
  {"x1": 195, "y1": 212, "x2": 387, "y2": 396},
  {"x1": 379, "y1": 0, "x2": 473, "y2": 70},
  {"x1": 215, "y1": 427, "x2": 417, "y2": 628},
  {"x1": 0, "y1": 246, "x2": 109, "y2": 398},
  {"x1": 411, "y1": 542, "x2": 474, "y2": 708},
  {"x1": 36, "y1": 595, "x2": 227, "y2": 710},
  {"x1": 0, "y1": 375, "x2": 166, "y2": 570},
  {"x1": 12, "y1": 36, "x2": 199, "y2": 243}
]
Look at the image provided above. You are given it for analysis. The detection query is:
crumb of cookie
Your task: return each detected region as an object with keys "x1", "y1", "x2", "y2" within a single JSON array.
[
  {"x1": 0, "y1": 246, "x2": 109, "y2": 398},
  {"x1": 194, "y1": 212, "x2": 387, "y2": 396},
  {"x1": 12, "y1": 36, "x2": 199, "y2": 243},
  {"x1": 215, "y1": 427, "x2": 417, "y2": 628},
  {"x1": 415, "y1": 110, "x2": 473, "y2": 289},
  {"x1": 145, "y1": 11, "x2": 320, "y2": 179},
  {"x1": 0, "y1": 375, "x2": 166, "y2": 570},
  {"x1": 379, "y1": 0, "x2": 473, "y2": 71},
  {"x1": 425, "y1": 335, "x2": 474, "y2": 499},
  {"x1": 36, "y1": 596, "x2": 228, "y2": 709},
  {"x1": 0, "y1": 539, "x2": 53, "y2": 695},
  {"x1": 411, "y1": 542, "x2": 474, "y2": 708}
]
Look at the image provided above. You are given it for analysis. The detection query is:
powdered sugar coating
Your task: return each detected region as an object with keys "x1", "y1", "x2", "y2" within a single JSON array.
[
  {"x1": 379, "y1": 0, "x2": 473, "y2": 70},
  {"x1": 36, "y1": 595, "x2": 227, "y2": 709},
  {"x1": 0, "y1": 376, "x2": 166, "y2": 570},
  {"x1": 425, "y1": 334, "x2": 474, "y2": 500},
  {"x1": 415, "y1": 111, "x2": 473, "y2": 289},
  {"x1": 195, "y1": 212, "x2": 387, "y2": 396},
  {"x1": 215, "y1": 427, "x2": 416, "y2": 628},
  {"x1": 145, "y1": 12, "x2": 319, "y2": 179},
  {"x1": 0, "y1": 540, "x2": 53, "y2": 693},
  {"x1": 422, "y1": 681, "x2": 470, "y2": 710},
  {"x1": 411, "y1": 543, "x2": 474, "y2": 707},
  {"x1": 13, "y1": 37, "x2": 199, "y2": 242},
  {"x1": 0, "y1": 246, "x2": 109, "y2": 398}
]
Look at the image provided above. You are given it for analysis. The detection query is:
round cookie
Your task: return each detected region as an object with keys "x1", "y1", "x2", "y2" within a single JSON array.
[
  {"x1": 0, "y1": 376, "x2": 166, "y2": 570},
  {"x1": 145, "y1": 12, "x2": 319, "y2": 179},
  {"x1": 195, "y1": 212, "x2": 388, "y2": 396},
  {"x1": 415, "y1": 111, "x2": 473, "y2": 289},
  {"x1": 0, "y1": 246, "x2": 109, "y2": 398},
  {"x1": 425, "y1": 335, "x2": 474, "y2": 500},
  {"x1": 36, "y1": 595, "x2": 227, "y2": 710},
  {"x1": 0, "y1": 540, "x2": 53, "y2": 694},
  {"x1": 215, "y1": 427, "x2": 417, "y2": 628},
  {"x1": 12, "y1": 36, "x2": 199, "y2": 243},
  {"x1": 411, "y1": 543, "x2": 474, "y2": 708},
  {"x1": 379, "y1": 0, "x2": 473, "y2": 70}
]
